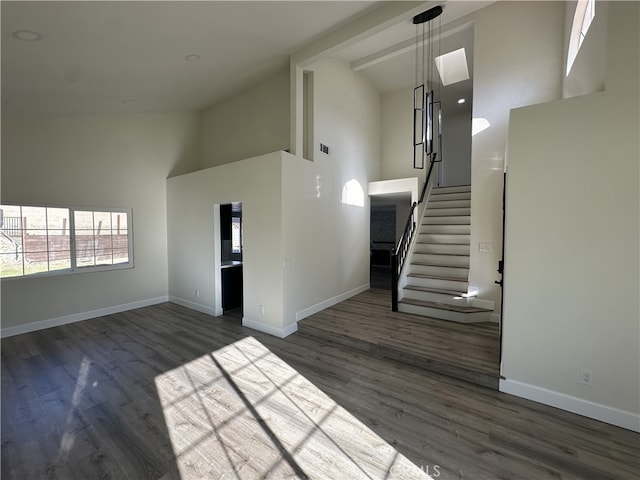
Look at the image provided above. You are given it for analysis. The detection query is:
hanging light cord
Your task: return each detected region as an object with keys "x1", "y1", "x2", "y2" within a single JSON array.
[{"x1": 415, "y1": 22, "x2": 420, "y2": 87}]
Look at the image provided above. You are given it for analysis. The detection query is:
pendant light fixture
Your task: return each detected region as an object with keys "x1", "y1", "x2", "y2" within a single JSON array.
[{"x1": 413, "y1": 5, "x2": 443, "y2": 169}]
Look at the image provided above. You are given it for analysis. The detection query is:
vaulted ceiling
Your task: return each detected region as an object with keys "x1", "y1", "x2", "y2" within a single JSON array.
[{"x1": 2, "y1": 1, "x2": 491, "y2": 118}]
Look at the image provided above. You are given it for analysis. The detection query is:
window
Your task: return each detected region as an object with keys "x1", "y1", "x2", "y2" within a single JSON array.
[
  {"x1": 231, "y1": 216, "x2": 242, "y2": 254},
  {"x1": 303, "y1": 70, "x2": 314, "y2": 160},
  {"x1": 0, "y1": 204, "x2": 132, "y2": 279},
  {"x1": 566, "y1": 0, "x2": 596, "y2": 76}
]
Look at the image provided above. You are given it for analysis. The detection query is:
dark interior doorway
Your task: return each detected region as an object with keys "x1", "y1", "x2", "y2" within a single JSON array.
[
  {"x1": 369, "y1": 193, "x2": 412, "y2": 290},
  {"x1": 220, "y1": 202, "x2": 243, "y2": 315},
  {"x1": 369, "y1": 204, "x2": 395, "y2": 290}
]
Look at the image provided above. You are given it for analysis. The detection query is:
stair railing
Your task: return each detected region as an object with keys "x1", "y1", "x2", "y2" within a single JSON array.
[{"x1": 391, "y1": 155, "x2": 438, "y2": 311}]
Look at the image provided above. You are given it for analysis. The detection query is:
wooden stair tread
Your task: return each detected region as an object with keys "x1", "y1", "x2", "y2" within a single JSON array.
[
  {"x1": 425, "y1": 214, "x2": 469, "y2": 217},
  {"x1": 400, "y1": 298, "x2": 492, "y2": 313},
  {"x1": 415, "y1": 241, "x2": 470, "y2": 246},
  {"x1": 413, "y1": 252, "x2": 470, "y2": 258},
  {"x1": 407, "y1": 273, "x2": 469, "y2": 282},
  {"x1": 431, "y1": 185, "x2": 471, "y2": 192},
  {"x1": 410, "y1": 261, "x2": 469, "y2": 270},
  {"x1": 403, "y1": 285, "x2": 468, "y2": 296},
  {"x1": 416, "y1": 240, "x2": 471, "y2": 244},
  {"x1": 423, "y1": 219, "x2": 471, "y2": 224}
]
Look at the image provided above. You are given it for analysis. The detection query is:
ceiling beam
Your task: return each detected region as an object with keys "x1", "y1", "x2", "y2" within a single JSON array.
[
  {"x1": 351, "y1": 20, "x2": 474, "y2": 72},
  {"x1": 290, "y1": 1, "x2": 431, "y2": 67}
]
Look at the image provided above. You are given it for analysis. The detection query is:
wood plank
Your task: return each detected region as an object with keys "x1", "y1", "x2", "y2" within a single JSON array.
[
  {"x1": 1, "y1": 300, "x2": 638, "y2": 480},
  {"x1": 299, "y1": 289, "x2": 500, "y2": 384}
]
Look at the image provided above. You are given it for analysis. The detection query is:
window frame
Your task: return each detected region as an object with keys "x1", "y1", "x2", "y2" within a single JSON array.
[
  {"x1": 566, "y1": 0, "x2": 596, "y2": 76},
  {"x1": 231, "y1": 214, "x2": 242, "y2": 254},
  {"x1": 0, "y1": 203, "x2": 134, "y2": 280}
]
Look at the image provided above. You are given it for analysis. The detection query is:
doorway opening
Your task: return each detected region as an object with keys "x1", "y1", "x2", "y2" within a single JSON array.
[
  {"x1": 369, "y1": 193, "x2": 412, "y2": 290},
  {"x1": 219, "y1": 202, "x2": 243, "y2": 320}
]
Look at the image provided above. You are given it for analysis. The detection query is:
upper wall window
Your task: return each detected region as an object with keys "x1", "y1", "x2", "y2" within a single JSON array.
[
  {"x1": 0, "y1": 205, "x2": 133, "y2": 279},
  {"x1": 566, "y1": 0, "x2": 596, "y2": 76}
]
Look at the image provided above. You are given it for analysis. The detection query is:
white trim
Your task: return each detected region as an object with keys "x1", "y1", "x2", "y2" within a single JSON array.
[
  {"x1": 0, "y1": 296, "x2": 168, "y2": 338},
  {"x1": 295, "y1": 283, "x2": 370, "y2": 321},
  {"x1": 242, "y1": 316, "x2": 298, "y2": 338},
  {"x1": 500, "y1": 378, "x2": 640, "y2": 432},
  {"x1": 168, "y1": 296, "x2": 217, "y2": 316}
]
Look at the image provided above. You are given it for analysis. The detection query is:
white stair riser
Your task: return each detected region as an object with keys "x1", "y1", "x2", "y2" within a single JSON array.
[
  {"x1": 395, "y1": 183, "x2": 493, "y2": 323},
  {"x1": 429, "y1": 191, "x2": 471, "y2": 201},
  {"x1": 425, "y1": 207, "x2": 471, "y2": 216},
  {"x1": 420, "y1": 224, "x2": 470, "y2": 235},
  {"x1": 428, "y1": 200, "x2": 471, "y2": 209},
  {"x1": 412, "y1": 253, "x2": 470, "y2": 267},
  {"x1": 398, "y1": 303, "x2": 491, "y2": 323},
  {"x1": 431, "y1": 185, "x2": 471, "y2": 194},
  {"x1": 423, "y1": 216, "x2": 470, "y2": 225},
  {"x1": 409, "y1": 264, "x2": 469, "y2": 279},
  {"x1": 407, "y1": 276, "x2": 469, "y2": 291},
  {"x1": 415, "y1": 243, "x2": 470, "y2": 255},
  {"x1": 402, "y1": 288, "x2": 471, "y2": 306},
  {"x1": 418, "y1": 233, "x2": 470, "y2": 245}
]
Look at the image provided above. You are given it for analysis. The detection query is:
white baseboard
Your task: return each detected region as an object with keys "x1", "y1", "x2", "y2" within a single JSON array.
[
  {"x1": 1, "y1": 296, "x2": 169, "y2": 338},
  {"x1": 168, "y1": 296, "x2": 218, "y2": 316},
  {"x1": 242, "y1": 283, "x2": 370, "y2": 338},
  {"x1": 500, "y1": 378, "x2": 640, "y2": 432},
  {"x1": 242, "y1": 316, "x2": 298, "y2": 338},
  {"x1": 295, "y1": 283, "x2": 370, "y2": 321}
]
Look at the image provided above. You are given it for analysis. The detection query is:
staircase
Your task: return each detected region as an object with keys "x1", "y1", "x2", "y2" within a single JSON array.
[{"x1": 397, "y1": 185, "x2": 493, "y2": 323}]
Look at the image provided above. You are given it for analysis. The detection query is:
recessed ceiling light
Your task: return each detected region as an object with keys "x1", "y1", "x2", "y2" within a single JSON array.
[
  {"x1": 12, "y1": 30, "x2": 42, "y2": 41},
  {"x1": 122, "y1": 99, "x2": 136, "y2": 104},
  {"x1": 457, "y1": 98, "x2": 466, "y2": 104},
  {"x1": 185, "y1": 54, "x2": 200, "y2": 62}
]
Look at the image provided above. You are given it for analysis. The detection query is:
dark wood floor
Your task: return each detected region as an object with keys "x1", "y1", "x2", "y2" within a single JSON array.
[
  {"x1": 299, "y1": 289, "x2": 501, "y2": 388},
  {"x1": 2, "y1": 300, "x2": 639, "y2": 479}
]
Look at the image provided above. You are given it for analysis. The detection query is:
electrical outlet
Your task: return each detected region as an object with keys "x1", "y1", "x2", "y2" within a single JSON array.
[
  {"x1": 259, "y1": 305, "x2": 265, "y2": 316},
  {"x1": 580, "y1": 369, "x2": 593, "y2": 385},
  {"x1": 195, "y1": 289, "x2": 200, "y2": 299},
  {"x1": 479, "y1": 242, "x2": 494, "y2": 253}
]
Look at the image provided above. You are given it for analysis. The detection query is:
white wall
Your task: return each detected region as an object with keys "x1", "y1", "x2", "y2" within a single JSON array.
[
  {"x1": 502, "y1": 2, "x2": 639, "y2": 430},
  {"x1": 470, "y1": 1, "x2": 565, "y2": 315},
  {"x1": 282, "y1": 58, "x2": 381, "y2": 323},
  {"x1": 201, "y1": 69, "x2": 290, "y2": 168},
  {"x1": 441, "y1": 110, "x2": 472, "y2": 186},
  {"x1": 167, "y1": 152, "x2": 287, "y2": 335},
  {"x1": 1, "y1": 113, "x2": 201, "y2": 332},
  {"x1": 381, "y1": 87, "x2": 415, "y2": 182}
]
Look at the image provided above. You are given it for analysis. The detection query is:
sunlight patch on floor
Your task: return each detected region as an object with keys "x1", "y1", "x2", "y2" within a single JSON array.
[{"x1": 154, "y1": 336, "x2": 432, "y2": 479}]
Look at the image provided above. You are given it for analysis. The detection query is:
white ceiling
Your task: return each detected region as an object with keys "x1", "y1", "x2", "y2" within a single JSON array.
[
  {"x1": 2, "y1": 1, "x2": 491, "y2": 118},
  {"x1": 1, "y1": 1, "x2": 376, "y2": 116}
]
